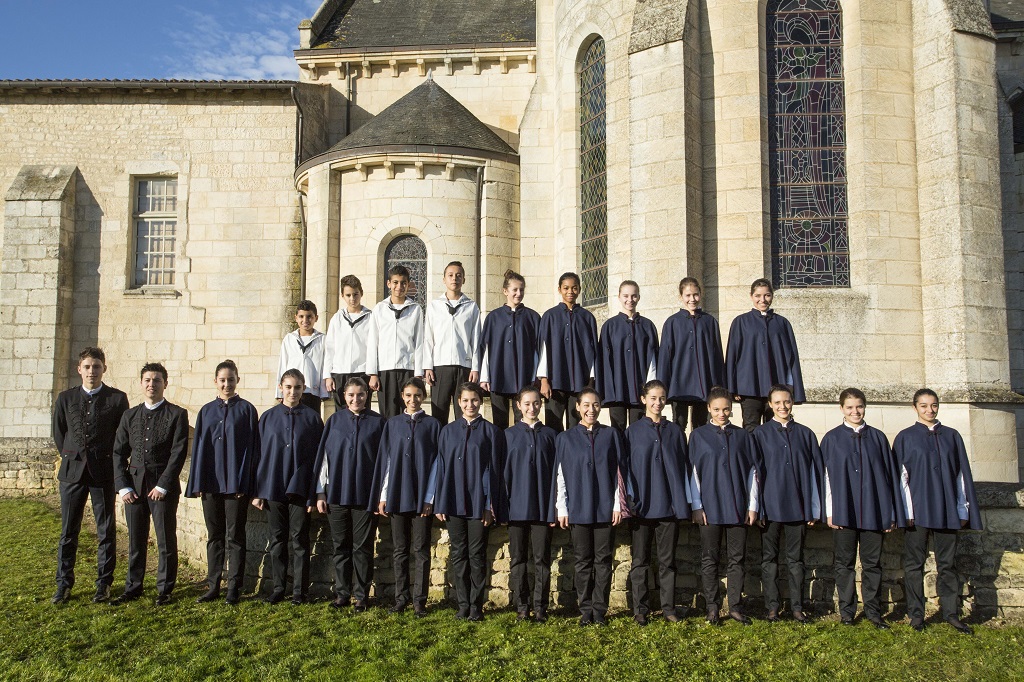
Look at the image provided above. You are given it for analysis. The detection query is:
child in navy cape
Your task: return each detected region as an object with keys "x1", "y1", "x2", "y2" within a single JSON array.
[
  {"x1": 503, "y1": 384, "x2": 559, "y2": 622},
  {"x1": 725, "y1": 278, "x2": 805, "y2": 433},
  {"x1": 821, "y1": 388, "x2": 906, "y2": 629},
  {"x1": 312, "y1": 376, "x2": 385, "y2": 611},
  {"x1": 657, "y1": 277, "x2": 724, "y2": 430},
  {"x1": 186, "y1": 359, "x2": 260, "y2": 605},
  {"x1": 752, "y1": 383, "x2": 821, "y2": 623},
  {"x1": 479, "y1": 269, "x2": 542, "y2": 429},
  {"x1": 597, "y1": 280, "x2": 658, "y2": 431},
  {"x1": 251, "y1": 369, "x2": 324, "y2": 605},
  {"x1": 429, "y1": 382, "x2": 508, "y2": 621},
  {"x1": 369, "y1": 377, "x2": 440, "y2": 616},
  {"x1": 555, "y1": 387, "x2": 628, "y2": 626},
  {"x1": 688, "y1": 386, "x2": 761, "y2": 625},
  {"x1": 894, "y1": 388, "x2": 982, "y2": 635},
  {"x1": 624, "y1": 380, "x2": 690, "y2": 625}
]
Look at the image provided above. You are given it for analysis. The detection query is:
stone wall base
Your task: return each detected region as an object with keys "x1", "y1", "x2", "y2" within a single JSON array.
[{"x1": 0, "y1": 438, "x2": 57, "y2": 498}]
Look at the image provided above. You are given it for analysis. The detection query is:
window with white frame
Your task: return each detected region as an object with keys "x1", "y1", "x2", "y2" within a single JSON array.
[{"x1": 132, "y1": 177, "x2": 178, "y2": 287}]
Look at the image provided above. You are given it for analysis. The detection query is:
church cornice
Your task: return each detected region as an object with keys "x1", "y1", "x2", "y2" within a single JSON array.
[{"x1": 294, "y1": 44, "x2": 536, "y2": 81}]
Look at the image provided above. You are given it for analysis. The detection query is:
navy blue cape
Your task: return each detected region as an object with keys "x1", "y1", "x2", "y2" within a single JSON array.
[
  {"x1": 480, "y1": 304, "x2": 541, "y2": 394},
  {"x1": 503, "y1": 421, "x2": 558, "y2": 523},
  {"x1": 253, "y1": 403, "x2": 324, "y2": 503},
  {"x1": 597, "y1": 313, "x2": 659, "y2": 405},
  {"x1": 555, "y1": 423, "x2": 626, "y2": 525},
  {"x1": 893, "y1": 422, "x2": 982, "y2": 530},
  {"x1": 724, "y1": 309, "x2": 806, "y2": 402},
  {"x1": 538, "y1": 303, "x2": 598, "y2": 393},
  {"x1": 185, "y1": 395, "x2": 260, "y2": 497},
  {"x1": 821, "y1": 424, "x2": 906, "y2": 531},
  {"x1": 434, "y1": 418, "x2": 508, "y2": 522},
  {"x1": 624, "y1": 417, "x2": 690, "y2": 520},
  {"x1": 688, "y1": 423, "x2": 761, "y2": 526},
  {"x1": 752, "y1": 419, "x2": 822, "y2": 523},
  {"x1": 657, "y1": 309, "x2": 725, "y2": 402},
  {"x1": 312, "y1": 408, "x2": 385, "y2": 507},
  {"x1": 369, "y1": 412, "x2": 441, "y2": 514}
]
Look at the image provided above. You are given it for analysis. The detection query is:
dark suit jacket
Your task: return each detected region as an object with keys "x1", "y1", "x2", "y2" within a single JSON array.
[
  {"x1": 52, "y1": 384, "x2": 130, "y2": 484},
  {"x1": 113, "y1": 401, "x2": 190, "y2": 495}
]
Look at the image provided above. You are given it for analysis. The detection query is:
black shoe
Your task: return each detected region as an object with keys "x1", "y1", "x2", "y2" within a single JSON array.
[
  {"x1": 516, "y1": 608, "x2": 530, "y2": 622},
  {"x1": 455, "y1": 606, "x2": 470, "y2": 620},
  {"x1": 840, "y1": 617, "x2": 855, "y2": 626},
  {"x1": 579, "y1": 612, "x2": 594, "y2": 626},
  {"x1": 353, "y1": 600, "x2": 368, "y2": 613},
  {"x1": 793, "y1": 610, "x2": 810, "y2": 624},
  {"x1": 335, "y1": 596, "x2": 351, "y2": 608},
  {"x1": 389, "y1": 599, "x2": 409, "y2": 614},
  {"x1": 634, "y1": 612, "x2": 648, "y2": 627},
  {"x1": 534, "y1": 609, "x2": 548, "y2": 624},
  {"x1": 196, "y1": 587, "x2": 220, "y2": 603},
  {"x1": 92, "y1": 585, "x2": 111, "y2": 603},
  {"x1": 155, "y1": 594, "x2": 172, "y2": 606},
  {"x1": 766, "y1": 609, "x2": 781, "y2": 623},
  {"x1": 593, "y1": 613, "x2": 607, "y2": 626},
  {"x1": 867, "y1": 617, "x2": 890, "y2": 631},
  {"x1": 468, "y1": 606, "x2": 483, "y2": 622},
  {"x1": 413, "y1": 603, "x2": 427, "y2": 618},
  {"x1": 265, "y1": 590, "x2": 286, "y2": 605},
  {"x1": 664, "y1": 611, "x2": 681, "y2": 623},
  {"x1": 290, "y1": 594, "x2": 306, "y2": 606},
  {"x1": 910, "y1": 618, "x2": 925, "y2": 632},
  {"x1": 946, "y1": 616, "x2": 973, "y2": 635},
  {"x1": 707, "y1": 608, "x2": 720, "y2": 626},
  {"x1": 51, "y1": 587, "x2": 71, "y2": 605},
  {"x1": 729, "y1": 610, "x2": 752, "y2": 626},
  {"x1": 225, "y1": 589, "x2": 240, "y2": 605},
  {"x1": 111, "y1": 591, "x2": 141, "y2": 605}
]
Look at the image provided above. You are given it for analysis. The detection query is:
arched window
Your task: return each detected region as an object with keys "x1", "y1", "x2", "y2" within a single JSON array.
[
  {"x1": 383, "y1": 234, "x2": 427, "y2": 307},
  {"x1": 767, "y1": 0, "x2": 849, "y2": 288},
  {"x1": 580, "y1": 37, "x2": 608, "y2": 307}
]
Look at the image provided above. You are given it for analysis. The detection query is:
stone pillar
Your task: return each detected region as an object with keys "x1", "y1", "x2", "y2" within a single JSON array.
[
  {"x1": 0, "y1": 165, "x2": 78, "y2": 439},
  {"x1": 304, "y1": 164, "x2": 341, "y2": 321},
  {"x1": 480, "y1": 160, "x2": 520, "y2": 312}
]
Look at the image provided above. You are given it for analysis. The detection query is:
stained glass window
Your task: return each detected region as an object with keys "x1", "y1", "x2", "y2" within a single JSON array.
[
  {"x1": 384, "y1": 234, "x2": 427, "y2": 308},
  {"x1": 133, "y1": 177, "x2": 178, "y2": 287},
  {"x1": 768, "y1": 0, "x2": 849, "y2": 288},
  {"x1": 580, "y1": 37, "x2": 608, "y2": 307}
]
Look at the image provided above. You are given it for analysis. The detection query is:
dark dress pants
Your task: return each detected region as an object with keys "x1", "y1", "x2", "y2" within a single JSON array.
[
  {"x1": 904, "y1": 526, "x2": 960, "y2": 620},
  {"x1": 545, "y1": 390, "x2": 580, "y2": 433},
  {"x1": 123, "y1": 488, "x2": 179, "y2": 597},
  {"x1": 331, "y1": 372, "x2": 372, "y2": 411},
  {"x1": 739, "y1": 397, "x2": 772, "y2": 433},
  {"x1": 508, "y1": 521, "x2": 553, "y2": 612},
  {"x1": 430, "y1": 365, "x2": 471, "y2": 425},
  {"x1": 672, "y1": 400, "x2": 708, "y2": 432},
  {"x1": 265, "y1": 500, "x2": 311, "y2": 598},
  {"x1": 446, "y1": 516, "x2": 490, "y2": 611},
  {"x1": 761, "y1": 520, "x2": 807, "y2": 613},
  {"x1": 699, "y1": 524, "x2": 748, "y2": 611},
  {"x1": 833, "y1": 528, "x2": 884, "y2": 620},
  {"x1": 56, "y1": 468, "x2": 116, "y2": 590},
  {"x1": 489, "y1": 392, "x2": 522, "y2": 431},
  {"x1": 378, "y1": 369, "x2": 414, "y2": 419},
  {"x1": 608, "y1": 404, "x2": 643, "y2": 431},
  {"x1": 630, "y1": 517, "x2": 679, "y2": 616},
  {"x1": 327, "y1": 504, "x2": 377, "y2": 601},
  {"x1": 570, "y1": 523, "x2": 615, "y2": 617},
  {"x1": 202, "y1": 493, "x2": 249, "y2": 591},
  {"x1": 390, "y1": 512, "x2": 434, "y2": 606}
]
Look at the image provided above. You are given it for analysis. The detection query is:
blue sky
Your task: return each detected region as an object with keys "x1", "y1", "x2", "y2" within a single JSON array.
[{"x1": 0, "y1": 1, "x2": 322, "y2": 80}]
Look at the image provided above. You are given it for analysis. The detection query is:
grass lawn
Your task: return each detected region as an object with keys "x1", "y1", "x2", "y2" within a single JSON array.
[{"x1": 1, "y1": 498, "x2": 1022, "y2": 681}]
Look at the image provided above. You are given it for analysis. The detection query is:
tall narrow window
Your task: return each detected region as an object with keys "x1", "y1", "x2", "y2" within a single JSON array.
[
  {"x1": 768, "y1": 0, "x2": 849, "y2": 288},
  {"x1": 384, "y1": 234, "x2": 427, "y2": 308},
  {"x1": 133, "y1": 177, "x2": 178, "y2": 287},
  {"x1": 580, "y1": 37, "x2": 608, "y2": 307}
]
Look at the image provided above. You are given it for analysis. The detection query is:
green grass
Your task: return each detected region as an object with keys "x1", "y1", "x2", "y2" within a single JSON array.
[{"x1": 1, "y1": 498, "x2": 1023, "y2": 681}]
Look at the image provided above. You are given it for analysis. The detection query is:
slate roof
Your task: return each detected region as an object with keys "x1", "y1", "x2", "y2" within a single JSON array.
[
  {"x1": 312, "y1": 0, "x2": 535, "y2": 49},
  {"x1": 992, "y1": 0, "x2": 1024, "y2": 28},
  {"x1": 326, "y1": 78, "x2": 515, "y2": 156}
]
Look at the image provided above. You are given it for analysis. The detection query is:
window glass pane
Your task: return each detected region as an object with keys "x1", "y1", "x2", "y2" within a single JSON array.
[
  {"x1": 579, "y1": 37, "x2": 607, "y2": 308},
  {"x1": 133, "y1": 178, "x2": 178, "y2": 288}
]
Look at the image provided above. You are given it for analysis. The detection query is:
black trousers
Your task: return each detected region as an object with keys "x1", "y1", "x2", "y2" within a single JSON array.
[
  {"x1": 489, "y1": 392, "x2": 522, "y2": 431},
  {"x1": 123, "y1": 490, "x2": 179, "y2": 597},
  {"x1": 447, "y1": 516, "x2": 490, "y2": 611},
  {"x1": 202, "y1": 493, "x2": 249, "y2": 591},
  {"x1": 630, "y1": 518, "x2": 679, "y2": 615},
  {"x1": 607, "y1": 404, "x2": 643, "y2": 431},
  {"x1": 833, "y1": 528, "x2": 884, "y2": 620},
  {"x1": 265, "y1": 500, "x2": 311, "y2": 598},
  {"x1": 378, "y1": 369, "x2": 414, "y2": 419},
  {"x1": 56, "y1": 469, "x2": 116, "y2": 590},
  {"x1": 390, "y1": 512, "x2": 434, "y2": 606},
  {"x1": 545, "y1": 390, "x2": 580, "y2": 433},
  {"x1": 327, "y1": 505, "x2": 377, "y2": 602},
  {"x1": 904, "y1": 526, "x2": 960, "y2": 620},
  {"x1": 508, "y1": 521, "x2": 553, "y2": 612},
  {"x1": 300, "y1": 393, "x2": 322, "y2": 413},
  {"x1": 331, "y1": 372, "x2": 372, "y2": 411},
  {"x1": 699, "y1": 524, "x2": 748, "y2": 611},
  {"x1": 430, "y1": 365, "x2": 471, "y2": 425},
  {"x1": 570, "y1": 523, "x2": 615, "y2": 617},
  {"x1": 761, "y1": 521, "x2": 807, "y2": 613},
  {"x1": 672, "y1": 400, "x2": 708, "y2": 431},
  {"x1": 739, "y1": 397, "x2": 772, "y2": 434}
]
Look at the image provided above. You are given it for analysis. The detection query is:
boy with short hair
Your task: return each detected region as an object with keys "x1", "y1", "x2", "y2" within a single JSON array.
[
  {"x1": 366, "y1": 265, "x2": 425, "y2": 419},
  {"x1": 51, "y1": 347, "x2": 130, "y2": 604},
  {"x1": 424, "y1": 261, "x2": 481, "y2": 425},
  {"x1": 277, "y1": 300, "x2": 328, "y2": 412},
  {"x1": 111, "y1": 362, "x2": 189, "y2": 605},
  {"x1": 324, "y1": 275, "x2": 373, "y2": 410}
]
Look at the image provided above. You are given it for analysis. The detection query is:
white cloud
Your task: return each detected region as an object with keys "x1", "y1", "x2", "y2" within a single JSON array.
[{"x1": 164, "y1": 1, "x2": 322, "y2": 80}]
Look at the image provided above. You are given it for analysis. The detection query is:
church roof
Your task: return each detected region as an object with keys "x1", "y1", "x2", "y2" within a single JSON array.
[
  {"x1": 311, "y1": 0, "x2": 535, "y2": 49},
  {"x1": 992, "y1": 0, "x2": 1024, "y2": 28},
  {"x1": 325, "y1": 78, "x2": 515, "y2": 156}
]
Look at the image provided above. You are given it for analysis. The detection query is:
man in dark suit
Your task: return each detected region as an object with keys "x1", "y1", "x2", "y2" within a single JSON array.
[
  {"x1": 51, "y1": 347, "x2": 130, "y2": 604},
  {"x1": 111, "y1": 362, "x2": 189, "y2": 606}
]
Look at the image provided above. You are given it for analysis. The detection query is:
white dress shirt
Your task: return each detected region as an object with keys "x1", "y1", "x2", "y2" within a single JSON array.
[
  {"x1": 424, "y1": 293, "x2": 481, "y2": 372},
  {"x1": 365, "y1": 298, "x2": 424, "y2": 376},
  {"x1": 277, "y1": 329, "x2": 328, "y2": 398},
  {"x1": 324, "y1": 306, "x2": 372, "y2": 375}
]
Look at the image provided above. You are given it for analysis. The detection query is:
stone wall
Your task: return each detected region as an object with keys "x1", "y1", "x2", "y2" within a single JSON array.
[{"x1": 0, "y1": 438, "x2": 57, "y2": 498}]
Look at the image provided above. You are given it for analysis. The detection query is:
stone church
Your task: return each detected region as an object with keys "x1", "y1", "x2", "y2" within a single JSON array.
[{"x1": 2, "y1": 0, "x2": 1024, "y2": 486}]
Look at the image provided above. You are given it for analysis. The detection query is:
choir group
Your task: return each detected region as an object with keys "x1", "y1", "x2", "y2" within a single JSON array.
[{"x1": 50, "y1": 263, "x2": 982, "y2": 634}]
